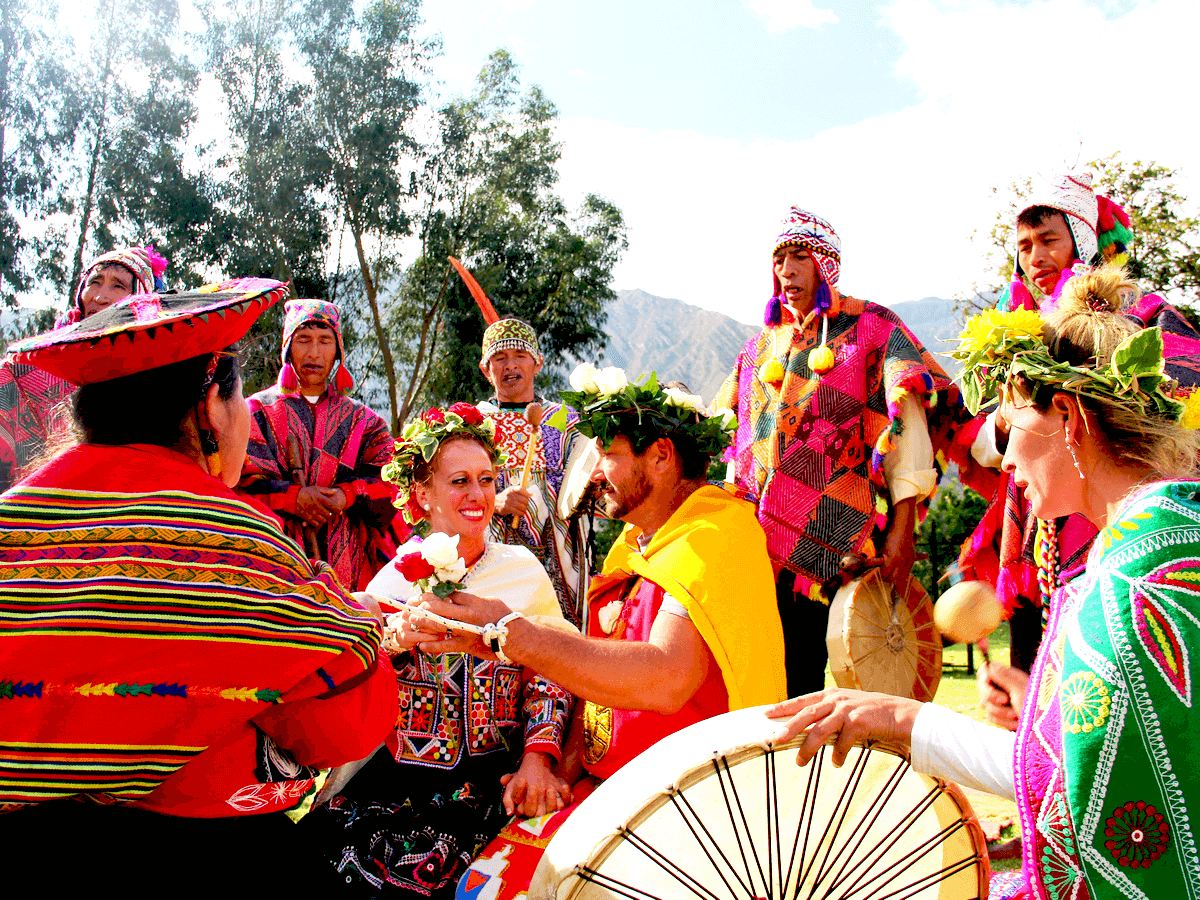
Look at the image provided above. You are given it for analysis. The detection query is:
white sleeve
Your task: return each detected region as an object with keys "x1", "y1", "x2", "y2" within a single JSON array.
[
  {"x1": 969, "y1": 410, "x2": 1004, "y2": 469},
  {"x1": 883, "y1": 393, "x2": 937, "y2": 503},
  {"x1": 910, "y1": 703, "x2": 1016, "y2": 801},
  {"x1": 657, "y1": 593, "x2": 691, "y2": 621}
]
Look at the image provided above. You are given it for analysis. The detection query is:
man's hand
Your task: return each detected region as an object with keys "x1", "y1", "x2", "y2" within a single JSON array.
[
  {"x1": 495, "y1": 485, "x2": 532, "y2": 518},
  {"x1": 411, "y1": 591, "x2": 516, "y2": 659},
  {"x1": 977, "y1": 662, "x2": 1028, "y2": 731},
  {"x1": 295, "y1": 485, "x2": 342, "y2": 528},
  {"x1": 880, "y1": 497, "x2": 918, "y2": 590},
  {"x1": 766, "y1": 689, "x2": 922, "y2": 767},
  {"x1": 500, "y1": 751, "x2": 572, "y2": 817}
]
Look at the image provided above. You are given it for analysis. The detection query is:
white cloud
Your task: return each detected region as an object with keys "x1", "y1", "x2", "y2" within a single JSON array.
[
  {"x1": 743, "y1": 0, "x2": 838, "y2": 32},
  {"x1": 556, "y1": 0, "x2": 1200, "y2": 325}
]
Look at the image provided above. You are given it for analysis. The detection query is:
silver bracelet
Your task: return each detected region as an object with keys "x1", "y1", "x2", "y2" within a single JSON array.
[{"x1": 483, "y1": 611, "x2": 524, "y2": 663}]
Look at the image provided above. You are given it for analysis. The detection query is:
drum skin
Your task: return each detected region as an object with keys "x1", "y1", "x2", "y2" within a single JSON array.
[
  {"x1": 532, "y1": 706, "x2": 989, "y2": 900},
  {"x1": 556, "y1": 437, "x2": 601, "y2": 522},
  {"x1": 827, "y1": 570, "x2": 943, "y2": 702}
]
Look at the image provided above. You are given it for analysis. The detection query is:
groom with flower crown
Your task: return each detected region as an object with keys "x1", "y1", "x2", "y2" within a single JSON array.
[{"x1": 417, "y1": 364, "x2": 787, "y2": 900}]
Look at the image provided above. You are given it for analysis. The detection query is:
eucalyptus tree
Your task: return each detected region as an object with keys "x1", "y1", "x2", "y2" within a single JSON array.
[
  {"x1": 385, "y1": 50, "x2": 626, "y2": 428},
  {"x1": 0, "y1": 0, "x2": 72, "y2": 306},
  {"x1": 199, "y1": 0, "x2": 332, "y2": 389},
  {"x1": 49, "y1": 0, "x2": 207, "y2": 305},
  {"x1": 296, "y1": 0, "x2": 434, "y2": 424}
]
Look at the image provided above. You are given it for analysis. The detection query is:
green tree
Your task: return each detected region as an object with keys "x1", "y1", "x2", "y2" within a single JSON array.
[
  {"x1": 46, "y1": 0, "x2": 211, "y2": 306},
  {"x1": 297, "y1": 0, "x2": 434, "y2": 422},
  {"x1": 200, "y1": 0, "x2": 332, "y2": 391},
  {"x1": 968, "y1": 156, "x2": 1200, "y2": 314},
  {"x1": 913, "y1": 484, "x2": 988, "y2": 601},
  {"x1": 372, "y1": 50, "x2": 626, "y2": 430},
  {"x1": 0, "y1": 0, "x2": 73, "y2": 306}
]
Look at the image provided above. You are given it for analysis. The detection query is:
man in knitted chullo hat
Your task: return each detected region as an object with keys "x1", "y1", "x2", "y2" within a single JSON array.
[
  {"x1": 712, "y1": 206, "x2": 969, "y2": 696},
  {"x1": 476, "y1": 317, "x2": 594, "y2": 627},
  {"x1": 958, "y1": 171, "x2": 1200, "y2": 728},
  {"x1": 238, "y1": 299, "x2": 403, "y2": 591}
]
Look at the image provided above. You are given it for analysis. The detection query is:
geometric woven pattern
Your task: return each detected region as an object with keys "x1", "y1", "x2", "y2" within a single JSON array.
[
  {"x1": 714, "y1": 295, "x2": 959, "y2": 602},
  {"x1": 0, "y1": 443, "x2": 389, "y2": 815}
]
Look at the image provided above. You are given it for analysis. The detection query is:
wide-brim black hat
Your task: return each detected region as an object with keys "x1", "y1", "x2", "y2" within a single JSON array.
[{"x1": 10, "y1": 278, "x2": 289, "y2": 385}]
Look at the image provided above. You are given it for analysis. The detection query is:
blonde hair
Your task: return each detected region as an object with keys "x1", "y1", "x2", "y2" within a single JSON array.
[{"x1": 1021, "y1": 265, "x2": 1200, "y2": 479}]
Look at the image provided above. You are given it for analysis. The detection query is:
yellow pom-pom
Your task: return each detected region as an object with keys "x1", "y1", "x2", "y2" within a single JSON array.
[
  {"x1": 759, "y1": 358, "x2": 785, "y2": 384},
  {"x1": 809, "y1": 344, "x2": 835, "y2": 374}
]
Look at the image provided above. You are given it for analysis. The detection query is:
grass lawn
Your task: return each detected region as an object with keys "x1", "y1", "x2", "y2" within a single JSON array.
[{"x1": 824, "y1": 620, "x2": 1023, "y2": 873}]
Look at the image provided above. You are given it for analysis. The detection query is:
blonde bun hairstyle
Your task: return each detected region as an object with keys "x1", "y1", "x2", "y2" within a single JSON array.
[{"x1": 1021, "y1": 265, "x2": 1200, "y2": 479}]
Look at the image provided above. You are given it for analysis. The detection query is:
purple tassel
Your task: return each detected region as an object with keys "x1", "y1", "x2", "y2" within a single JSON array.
[
  {"x1": 815, "y1": 282, "x2": 832, "y2": 315},
  {"x1": 763, "y1": 295, "x2": 782, "y2": 326}
]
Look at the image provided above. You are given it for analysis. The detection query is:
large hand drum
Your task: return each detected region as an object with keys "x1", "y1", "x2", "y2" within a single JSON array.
[
  {"x1": 827, "y1": 570, "x2": 943, "y2": 701},
  {"x1": 531, "y1": 706, "x2": 989, "y2": 900}
]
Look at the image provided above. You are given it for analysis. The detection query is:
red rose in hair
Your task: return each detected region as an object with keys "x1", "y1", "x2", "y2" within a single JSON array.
[
  {"x1": 423, "y1": 407, "x2": 446, "y2": 424},
  {"x1": 449, "y1": 402, "x2": 483, "y2": 425},
  {"x1": 397, "y1": 551, "x2": 436, "y2": 582}
]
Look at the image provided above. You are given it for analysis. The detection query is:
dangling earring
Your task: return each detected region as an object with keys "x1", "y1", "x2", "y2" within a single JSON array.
[
  {"x1": 1068, "y1": 442, "x2": 1085, "y2": 479},
  {"x1": 200, "y1": 429, "x2": 222, "y2": 478}
]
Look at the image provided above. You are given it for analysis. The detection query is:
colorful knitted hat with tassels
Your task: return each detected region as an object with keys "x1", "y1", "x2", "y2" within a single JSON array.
[
  {"x1": 1001, "y1": 172, "x2": 1136, "y2": 313},
  {"x1": 57, "y1": 245, "x2": 170, "y2": 329},
  {"x1": 278, "y1": 298, "x2": 354, "y2": 396},
  {"x1": 765, "y1": 206, "x2": 840, "y2": 326}
]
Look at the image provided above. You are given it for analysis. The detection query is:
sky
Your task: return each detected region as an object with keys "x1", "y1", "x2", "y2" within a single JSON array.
[
  {"x1": 404, "y1": 0, "x2": 1200, "y2": 325},
  {"x1": 47, "y1": 0, "x2": 1200, "y2": 326}
]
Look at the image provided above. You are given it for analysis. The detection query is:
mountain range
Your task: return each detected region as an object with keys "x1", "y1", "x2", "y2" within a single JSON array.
[{"x1": 598, "y1": 289, "x2": 965, "y2": 402}]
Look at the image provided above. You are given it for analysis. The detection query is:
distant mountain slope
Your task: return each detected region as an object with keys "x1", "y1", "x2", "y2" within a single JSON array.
[
  {"x1": 886, "y1": 297, "x2": 965, "y2": 377},
  {"x1": 597, "y1": 289, "x2": 758, "y2": 402},
  {"x1": 598, "y1": 290, "x2": 964, "y2": 401}
]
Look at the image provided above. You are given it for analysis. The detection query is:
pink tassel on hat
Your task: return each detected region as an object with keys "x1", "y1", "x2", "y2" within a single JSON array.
[
  {"x1": 143, "y1": 246, "x2": 169, "y2": 278},
  {"x1": 279, "y1": 362, "x2": 300, "y2": 394}
]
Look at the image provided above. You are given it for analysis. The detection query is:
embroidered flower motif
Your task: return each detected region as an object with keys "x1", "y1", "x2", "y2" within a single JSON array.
[
  {"x1": 598, "y1": 600, "x2": 624, "y2": 635},
  {"x1": 1039, "y1": 845, "x2": 1082, "y2": 899},
  {"x1": 1059, "y1": 671, "x2": 1111, "y2": 734},
  {"x1": 1105, "y1": 801, "x2": 1170, "y2": 867}
]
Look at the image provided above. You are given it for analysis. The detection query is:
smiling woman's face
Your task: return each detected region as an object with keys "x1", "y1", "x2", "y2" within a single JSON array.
[{"x1": 415, "y1": 438, "x2": 497, "y2": 548}]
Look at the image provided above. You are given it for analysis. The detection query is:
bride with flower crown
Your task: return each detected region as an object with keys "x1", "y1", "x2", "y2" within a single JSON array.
[{"x1": 304, "y1": 402, "x2": 574, "y2": 898}]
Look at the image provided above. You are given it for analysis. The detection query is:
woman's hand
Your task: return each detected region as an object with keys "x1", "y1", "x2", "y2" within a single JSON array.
[
  {"x1": 382, "y1": 602, "x2": 447, "y2": 656},
  {"x1": 977, "y1": 662, "x2": 1028, "y2": 731},
  {"x1": 766, "y1": 689, "x2": 923, "y2": 767},
  {"x1": 500, "y1": 751, "x2": 572, "y2": 818}
]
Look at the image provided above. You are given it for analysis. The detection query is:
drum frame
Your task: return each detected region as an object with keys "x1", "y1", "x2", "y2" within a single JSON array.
[{"x1": 550, "y1": 739, "x2": 989, "y2": 900}]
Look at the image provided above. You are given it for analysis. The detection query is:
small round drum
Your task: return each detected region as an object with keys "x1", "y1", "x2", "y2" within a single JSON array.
[
  {"x1": 557, "y1": 435, "x2": 601, "y2": 522},
  {"x1": 827, "y1": 570, "x2": 943, "y2": 702},
  {"x1": 531, "y1": 706, "x2": 989, "y2": 900}
]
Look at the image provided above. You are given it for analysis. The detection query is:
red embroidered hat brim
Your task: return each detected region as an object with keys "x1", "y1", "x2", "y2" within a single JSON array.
[{"x1": 10, "y1": 278, "x2": 289, "y2": 385}]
